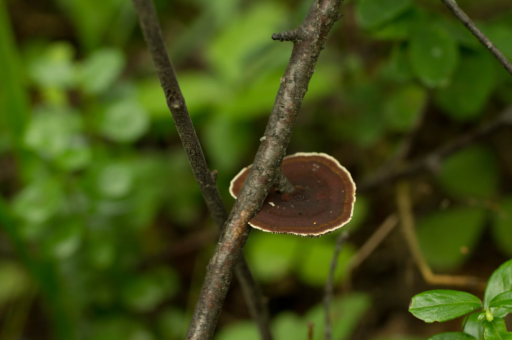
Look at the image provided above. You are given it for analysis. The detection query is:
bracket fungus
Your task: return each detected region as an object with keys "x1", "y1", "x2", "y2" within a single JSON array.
[{"x1": 229, "y1": 152, "x2": 356, "y2": 236}]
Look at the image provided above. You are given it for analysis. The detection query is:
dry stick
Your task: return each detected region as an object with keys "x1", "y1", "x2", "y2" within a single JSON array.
[
  {"x1": 440, "y1": 0, "x2": 512, "y2": 77},
  {"x1": 349, "y1": 215, "x2": 398, "y2": 270},
  {"x1": 360, "y1": 105, "x2": 512, "y2": 192},
  {"x1": 185, "y1": 1, "x2": 344, "y2": 339},
  {"x1": 395, "y1": 181, "x2": 487, "y2": 290},
  {"x1": 324, "y1": 231, "x2": 349, "y2": 340},
  {"x1": 130, "y1": 1, "x2": 273, "y2": 339}
]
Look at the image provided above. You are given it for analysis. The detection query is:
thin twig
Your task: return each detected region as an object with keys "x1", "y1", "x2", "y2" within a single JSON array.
[
  {"x1": 361, "y1": 105, "x2": 512, "y2": 192},
  {"x1": 184, "y1": 1, "x2": 344, "y2": 339},
  {"x1": 130, "y1": 1, "x2": 273, "y2": 339},
  {"x1": 308, "y1": 322, "x2": 314, "y2": 340},
  {"x1": 324, "y1": 231, "x2": 349, "y2": 340},
  {"x1": 440, "y1": 0, "x2": 512, "y2": 77},
  {"x1": 395, "y1": 181, "x2": 487, "y2": 290},
  {"x1": 349, "y1": 215, "x2": 398, "y2": 270}
]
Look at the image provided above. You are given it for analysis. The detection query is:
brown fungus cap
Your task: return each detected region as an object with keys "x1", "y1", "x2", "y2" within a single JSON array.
[{"x1": 229, "y1": 152, "x2": 356, "y2": 236}]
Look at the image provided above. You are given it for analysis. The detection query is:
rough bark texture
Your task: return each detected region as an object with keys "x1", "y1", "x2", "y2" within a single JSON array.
[
  {"x1": 440, "y1": 0, "x2": 512, "y2": 77},
  {"x1": 130, "y1": 1, "x2": 273, "y2": 339},
  {"x1": 186, "y1": 0, "x2": 344, "y2": 339}
]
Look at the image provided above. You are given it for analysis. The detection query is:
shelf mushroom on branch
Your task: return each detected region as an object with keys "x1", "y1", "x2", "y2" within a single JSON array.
[{"x1": 230, "y1": 152, "x2": 356, "y2": 237}]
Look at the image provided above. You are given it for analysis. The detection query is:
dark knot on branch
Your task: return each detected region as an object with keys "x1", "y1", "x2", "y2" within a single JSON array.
[{"x1": 272, "y1": 29, "x2": 302, "y2": 42}]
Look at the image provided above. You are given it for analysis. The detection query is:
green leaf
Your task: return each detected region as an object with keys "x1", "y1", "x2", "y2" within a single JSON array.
[
  {"x1": 24, "y1": 106, "x2": 83, "y2": 159},
  {"x1": 409, "y1": 290, "x2": 482, "y2": 323},
  {"x1": 214, "y1": 321, "x2": 259, "y2": 340},
  {"x1": 355, "y1": 0, "x2": 412, "y2": 29},
  {"x1": 489, "y1": 291, "x2": 512, "y2": 310},
  {"x1": 370, "y1": 9, "x2": 422, "y2": 41},
  {"x1": 206, "y1": 2, "x2": 287, "y2": 83},
  {"x1": 485, "y1": 260, "x2": 512, "y2": 317},
  {"x1": 464, "y1": 312, "x2": 484, "y2": 340},
  {"x1": 12, "y1": 178, "x2": 64, "y2": 225},
  {"x1": 43, "y1": 221, "x2": 83, "y2": 260},
  {"x1": 100, "y1": 100, "x2": 149, "y2": 142},
  {"x1": 383, "y1": 84, "x2": 427, "y2": 132},
  {"x1": 482, "y1": 25, "x2": 512, "y2": 61},
  {"x1": 96, "y1": 163, "x2": 135, "y2": 199},
  {"x1": 436, "y1": 51, "x2": 496, "y2": 121},
  {"x1": 245, "y1": 233, "x2": 299, "y2": 283},
  {"x1": 28, "y1": 42, "x2": 76, "y2": 89},
  {"x1": 272, "y1": 312, "x2": 306, "y2": 340},
  {"x1": 438, "y1": 146, "x2": 498, "y2": 199},
  {"x1": 428, "y1": 332, "x2": 476, "y2": 340},
  {"x1": 297, "y1": 239, "x2": 354, "y2": 287},
  {"x1": 492, "y1": 197, "x2": 512, "y2": 257},
  {"x1": 483, "y1": 318, "x2": 512, "y2": 340},
  {"x1": 54, "y1": 137, "x2": 92, "y2": 171},
  {"x1": 380, "y1": 44, "x2": 413, "y2": 82},
  {"x1": 417, "y1": 207, "x2": 486, "y2": 270},
  {"x1": 304, "y1": 293, "x2": 371, "y2": 340},
  {"x1": 409, "y1": 25, "x2": 459, "y2": 88},
  {"x1": 438, "y1": 18, "x2": 480, "y2": 49},
  {"x1": 78, "y1": 48, "x2": 125, "y2": 94},
  {"x1": 122, "y1": 267, "x2": 179, "y2": 313}
]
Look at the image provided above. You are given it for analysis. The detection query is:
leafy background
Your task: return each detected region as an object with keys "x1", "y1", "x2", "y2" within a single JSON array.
[{"x1": 0, "y1": 0, "x2": 512, "y2": 339}]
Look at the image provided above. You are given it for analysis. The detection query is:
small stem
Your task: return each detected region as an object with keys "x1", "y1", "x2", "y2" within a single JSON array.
[
  {"x1": 324, "y1": 231, "x2": 349, "y2": 340},
  {"x1": 440, "y1": 0, "x2": 512, "y2": 77},
  {"x1": 272, "y1": 29, "x2": 303, "y2": 42}
]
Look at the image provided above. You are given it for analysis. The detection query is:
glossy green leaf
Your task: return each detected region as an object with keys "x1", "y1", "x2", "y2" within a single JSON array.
[
  {"x1": 483, "y1": 318, "x2": 512, "y2": 340},
  {"x1": 383, "y1": 84, "x2": 427, "y2": 132},
  {"x1": 297, "y1": 239, "x2": 354, "y2": 287},
  {"x1": 436, "y1": 51, "x2": 496, "y2": 121},
  {"x1": 409, "y1": 290, "x2": 482, "y2": 323},
  {"x1": 492, "y1": 197, "x2": 512, "y2": 257},
  {"x1": 100, "y1": 100, "x2": 149, "y2": 142},
  {"x1": 305, "y1": 293, "x2": 371, "y2": 340},
  {"x1": 417, "y1": 207, "x2": 486, "y2": 270},
  {"x1": 245, "y1": 232, "x2": 299, "y2": 283},
  {"x1": 215, "y1": 321, "x2": 259, "y2": 340},
  {"x1": 485, "y1": 260, "x2": 512, "y2": 317},
  {"x1": 438, "y1": 146, "x2": 498, "y2": 199},
  {"x1": 464, "y1": 312, "x2": 484, "y2": 340},
  {"x1": 489, "y1": 291, "x2": 512, "y2": 310},
  {"x1": 428, "y1": 332, "x2": 476, "y2": 340},
  {"x1": 78, "y1": 48, "x2": 125, "y2": 94},
  {"x1": 355, "y1": 0, "x2": 412, "y2": 29},
  {"x1": 409, "y1": 25, "x2": 459, "y2": 87}
]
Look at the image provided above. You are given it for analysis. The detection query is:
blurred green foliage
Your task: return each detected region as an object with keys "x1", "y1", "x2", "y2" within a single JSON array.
[{"x1": 0, "y1": 0, "x2": 512, "y2": 339}]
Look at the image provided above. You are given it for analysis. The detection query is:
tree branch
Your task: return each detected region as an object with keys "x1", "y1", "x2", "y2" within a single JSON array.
[
  {"x1": 440, "y1": 0, "x2": 512, "y2": 77},
  {"x1": 323, "y1": 231, "x2": 349, "y2": 340},
  {"x1": 130, "y1": 1, "x2": 273, "y2": 339},
  {"x1": 360, "y1": 105, "x2": 512, "y2": 192},
  {"x1": 185, "y1": 1, "x2": 345, "y2": 339}
]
